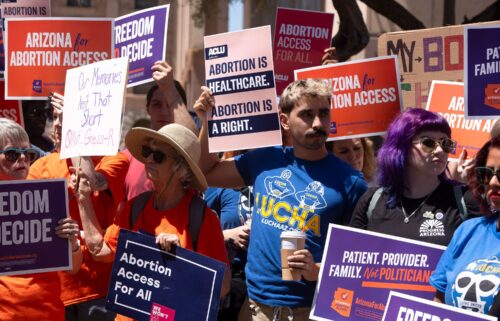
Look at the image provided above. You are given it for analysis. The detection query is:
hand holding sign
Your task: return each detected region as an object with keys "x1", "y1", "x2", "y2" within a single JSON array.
[{"x1": 193, "y1": 86, "x2": 215, "y2": 125}]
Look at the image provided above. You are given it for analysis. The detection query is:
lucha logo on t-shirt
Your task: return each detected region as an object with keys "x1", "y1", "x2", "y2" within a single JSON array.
[
  {"x1": 452, "y1": 256, "x2": 500, "y2": 314},
  {"x1": 419, "y1": 219, "x2": 445, "y2": 237}
]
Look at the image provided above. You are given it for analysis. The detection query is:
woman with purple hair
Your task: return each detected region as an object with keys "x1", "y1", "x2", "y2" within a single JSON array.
[{"x1": 350, "y1": 108, "x2": 479, "y2": 246}]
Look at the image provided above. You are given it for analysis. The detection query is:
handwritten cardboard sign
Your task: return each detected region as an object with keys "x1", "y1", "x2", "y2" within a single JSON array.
[
  {"x1": 114, "y1": 5, "x2": 169, "y2": 87},
  {"x1": 426, "y1": 81, "x2": 493, "y2": 161},
  {"x1": 295, "y1": 56, "x2": 402, "y2": 140},
  {"x1": 273, "y1": 7, "x2": 333, "y2": 96},
  {"x1": 106, "y1": 229, "x2": 225, "y2": 321},
  {"x1": 378, "y1": 21, "x2": 500, "y2": 110},
  {"x1": 0, "y1": 179, "x2": 71, "y2": 276},
  {"x1": 203, "y1": 26, "x2": 282, "y2": 153},
  {"x1": 60, "y1": 57, "x2": 128, "y2": 158},
  {"x1": 5, "y1": 17, "x2": 114, "y2": 99},
  {"x1": 310, "y1": 224, "x2": 445, "y2": 321}
]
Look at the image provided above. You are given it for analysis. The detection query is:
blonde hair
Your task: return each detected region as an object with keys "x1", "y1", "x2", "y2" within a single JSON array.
[{"x1": 279, "y1": 79, "x2": 331, "y2": 114}]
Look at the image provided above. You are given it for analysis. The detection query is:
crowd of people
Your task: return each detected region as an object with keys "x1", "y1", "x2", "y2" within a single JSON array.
[{"x1": 0, "y1": 31, "x2": 499, "y2": 321}]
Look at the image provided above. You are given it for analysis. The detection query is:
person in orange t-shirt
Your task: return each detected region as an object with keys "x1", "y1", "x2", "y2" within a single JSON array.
[
  {"x1": 74, "y1": 124, "x2": 230, "y2": 321},
  {"x1": 0, "y1": 118, "x2": 82, "y2": 321},
  {"x1": 28, "y1": 93, "x2": 130, "y2": 321}
]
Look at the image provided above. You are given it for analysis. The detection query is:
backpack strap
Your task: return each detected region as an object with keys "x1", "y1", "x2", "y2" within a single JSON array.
[
  {"x1": 367, "y1": 187, "x2": 384, "y2": 221},
  {"x1": 129, "y1": 191, "x2": 153, "y2": 229},
  {"x1": 453, "y1": 184, "x2": 468, "y2": 220},
  {"x1": 188, "y1": 194, "x2": 206, "y2": 252}
]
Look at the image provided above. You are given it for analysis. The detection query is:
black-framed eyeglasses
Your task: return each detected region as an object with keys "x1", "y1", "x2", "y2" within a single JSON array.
[
  {"x1": 0, "y1": 148, "x2": 39, "y2": 163},
  {"x1": 475, "y1": 167, "x2": 500, "y2": 185},
  {"x1": 141, "y1": 145, "x2": 173, "y2": 164},
  {"x1": 413, "y1": 136, "x2": 457, "y2": 154}
]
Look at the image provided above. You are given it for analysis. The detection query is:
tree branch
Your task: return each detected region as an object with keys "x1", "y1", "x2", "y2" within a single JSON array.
[{"x1": 360, "y1": 0, "x2": 426, "y2": 30}]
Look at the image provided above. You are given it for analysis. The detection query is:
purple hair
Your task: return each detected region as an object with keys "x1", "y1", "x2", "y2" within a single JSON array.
[{"x1": 377, "y1": 108, "x2": 452, "y2": 207}]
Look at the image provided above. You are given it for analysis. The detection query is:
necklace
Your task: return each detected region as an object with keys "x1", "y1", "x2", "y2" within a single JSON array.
[{"x1": 400, "y1": 193, "x2": 432, "y2": 224}]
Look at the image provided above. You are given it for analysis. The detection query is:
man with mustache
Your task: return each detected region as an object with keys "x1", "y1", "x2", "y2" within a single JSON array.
[{"x1": 194, "y1": 79, "x2": 367, "y2": 321}]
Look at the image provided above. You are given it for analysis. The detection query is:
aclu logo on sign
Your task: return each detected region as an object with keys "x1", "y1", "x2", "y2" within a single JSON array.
[
  {"x1": 205, "y1": 45, "x2": 228, "y2": 60},
  {"x1": 32, "y1": 80, "x2": 42, "y2": 93}
]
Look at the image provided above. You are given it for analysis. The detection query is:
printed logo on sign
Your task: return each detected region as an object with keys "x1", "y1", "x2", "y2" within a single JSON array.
[
  {"x1": 150, "y1": 303, "x2": 175, "y2": 321},
  {"x1": 330, "y1": 122, "x2": 337, "y2": 134},
  {"x1": 205, "y1": 45, "x2": 228, "y2": 60},
  {"x1": 32, "y1": 80, "x2": 42, "y2": 93},
  {"x1": 484, "y1": 84, "x2": 500, "y2": 109},
  {"x1": 330, "y1": 287, "x2": 354, "y2": 317}
]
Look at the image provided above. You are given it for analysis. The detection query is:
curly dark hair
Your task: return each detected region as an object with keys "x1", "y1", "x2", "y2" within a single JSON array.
[{"x1": 469, "y1": 136, "x2": 500, "y2": 215}]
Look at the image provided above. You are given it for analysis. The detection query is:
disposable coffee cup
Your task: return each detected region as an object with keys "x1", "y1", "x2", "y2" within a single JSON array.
[{"x1": 280, "y1": 230, "x2": 306, "y2": 281}]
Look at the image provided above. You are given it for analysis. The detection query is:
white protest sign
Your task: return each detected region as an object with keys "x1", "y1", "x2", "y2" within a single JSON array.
[{"x1": 60, "y1": 57, "x2": 128, "y2": 158}]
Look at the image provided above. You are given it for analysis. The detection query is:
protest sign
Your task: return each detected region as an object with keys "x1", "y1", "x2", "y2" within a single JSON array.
[
  {"x1": 0, "y1": 79, "x2": 22, "y2": 125},
  {"x1": 0, "y1": 1, "x2": 50, "y2": 79},
  {"x1": 204, "y1": 25, "x2": 281, "y2": 153},
  {"x1": 464, "y1": 24, "x2": 500, "y2": 119},
  {"x1": 60, "y1": 57, "x2": 128, "y2": 159},
  {"x1": 310, "y1": 224, "x2": 445, "y2": 321},
  {"x1": 0, "y1": 178, "x2": 71, "y2": 276},
  {"x1": 5, "y1": 17, "x2": 114, "y2": 99},
  {"x1": 115, "y1": 5, "x2": 169, "y2": 87},
  {"x1": 426, "y1": 81, "x2": 492, "y2": 161},
  {"x1": 273, "y1": 7, "x2": 333, "y2": 96},
  {"x1": 106, "y1": 229, "x2": 226, "y2": 321},
  {"x1": 382, "y1": 291, "x2": 496, "y2": 321},
  {"x1": 1, "y1": 0, "x2": 51, "y2": 18},
  {"x1": 295, "y1": 56, "x2": 402, "y2": 140},
  {"x1": 378, "y1": 21, "x2": 500, "y2": 110}
]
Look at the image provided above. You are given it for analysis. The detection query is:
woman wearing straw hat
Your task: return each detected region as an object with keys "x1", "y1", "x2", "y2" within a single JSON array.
[{"x1": 74, "y1": 124, "x2": 230, "y2": 320}]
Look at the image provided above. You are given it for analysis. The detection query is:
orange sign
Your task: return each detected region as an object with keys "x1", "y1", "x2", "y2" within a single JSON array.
[
  {"x1": 5, "y1": 18, "x2": 113, "y2": 99},
  {"x1": 426, "y1": 81, "x2": 493, "y2": 160},
  {"x1": 294, "y1": 56, "x2": 402, "y2": 140}
]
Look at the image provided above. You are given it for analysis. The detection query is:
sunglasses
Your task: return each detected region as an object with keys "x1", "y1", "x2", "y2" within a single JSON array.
[
  {"x1": 0, "y1": 148, "x2": 39, "y2": 163},
  {"x1": 475, "y1": 167, "x2": 500, "y2": 185},
  {"x1": 413, "y1": 136, "x2": 457, "y2": 154},
  {"x1": 141, "y1": 145, "x2": 174, "y2": 164}
]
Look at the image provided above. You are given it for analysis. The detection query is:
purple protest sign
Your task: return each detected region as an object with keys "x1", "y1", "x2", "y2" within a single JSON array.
[
  {"x1": 382, "y1": 291, "x2": 496, "y2": 321},
  {"x1": 114, "y1": 5, "x2": 169, "y2": 87},
  {"x1": 310, "y1": 224, "x2": 445, "y2": 321},
  {"x1": 464, "y1": 25, "x2": 500, "y2": 119},
  {"x1": 0, "y1": 178, "x2": 71, "y2": 276}
]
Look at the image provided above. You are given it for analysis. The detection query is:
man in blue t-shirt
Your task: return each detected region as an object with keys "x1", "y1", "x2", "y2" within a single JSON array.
[{"x1": 194, "y1": 79, "x2": 367, "y2": 320}]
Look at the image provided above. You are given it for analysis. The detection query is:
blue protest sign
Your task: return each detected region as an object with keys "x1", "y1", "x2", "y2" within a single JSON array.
[
  {"x1": 0, "y1": 178, "x2": 70, "y2": 275},
  {"x1": 106, "y1": 229, "x2": 226, "y2": 321},
  {"x1": 114, "y1": 5, "x2": 169, "y2": 87},
  {"x1": 382, "y1": 291, "x2": 496, "y2": 321},
  {"x1": 465, "y1": 24, "x2": 500, "y2": 119}
]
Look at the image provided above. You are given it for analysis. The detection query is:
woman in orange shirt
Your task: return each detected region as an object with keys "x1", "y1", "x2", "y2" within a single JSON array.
[
  {"x1": 74, "y1": 123, "x2": 230, "y2": 321},
  {"x1": 0, "y1": 118, "x2": 82, "y2": 321}
]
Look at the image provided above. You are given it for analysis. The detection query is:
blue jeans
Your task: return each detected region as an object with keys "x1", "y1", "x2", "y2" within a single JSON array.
[{"x1": 65, "y1": 297, "x2": 116, "y2": 321}]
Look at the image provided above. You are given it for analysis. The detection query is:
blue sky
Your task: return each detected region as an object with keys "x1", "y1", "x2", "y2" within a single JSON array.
[{"x1": 228, "y1": 0, "x2": 243, "y2": 31}]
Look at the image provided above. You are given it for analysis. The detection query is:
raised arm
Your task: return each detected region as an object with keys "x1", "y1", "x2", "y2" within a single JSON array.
[
  {"x1": 193, "y1": 86, "x2": 245, "y2": 189},
  {"x1": 70, "y1": 164, "x2": 114, "y2": 263},
  {"x1": 152, "y1": 61, "x2": 197, "y2": 134}
]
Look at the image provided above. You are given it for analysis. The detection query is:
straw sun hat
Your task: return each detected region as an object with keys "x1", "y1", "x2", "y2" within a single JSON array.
[{"x1": 125, "y1": 123, "x2": 207, "y2": 192}]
